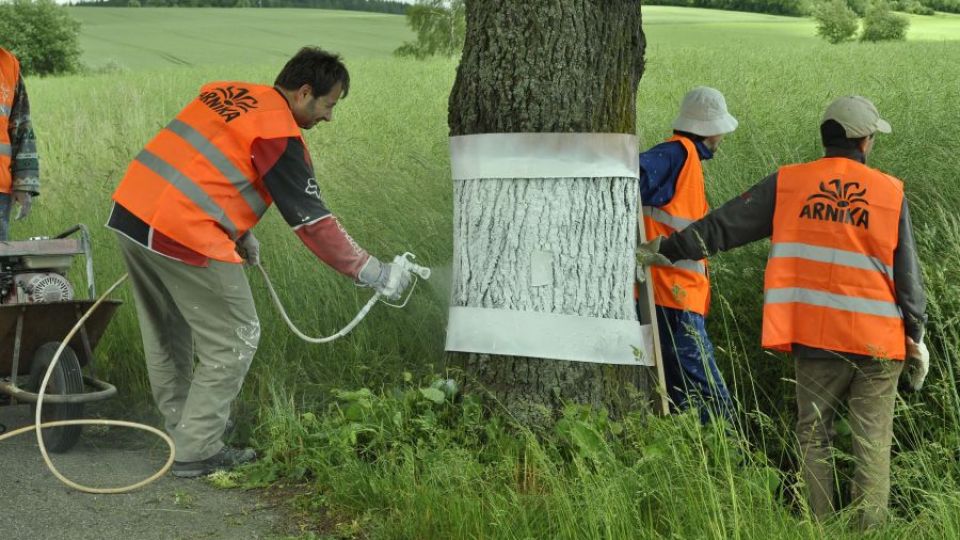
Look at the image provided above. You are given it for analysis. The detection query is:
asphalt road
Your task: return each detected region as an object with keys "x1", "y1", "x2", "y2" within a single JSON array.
[{"x1": 0, "y1": 403, "x2": 284, "y2": 540}]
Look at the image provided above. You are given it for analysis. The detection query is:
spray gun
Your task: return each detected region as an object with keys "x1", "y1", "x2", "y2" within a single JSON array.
[
  {"x1": 380, "y1": 252, "x2": 431, "y2": 308},
  {"x1": 257, "y1": 252, "x2": 431, "y2": 344},
  {"x1": 393, "y1": 252, "x2": 432, "y2": 280}
]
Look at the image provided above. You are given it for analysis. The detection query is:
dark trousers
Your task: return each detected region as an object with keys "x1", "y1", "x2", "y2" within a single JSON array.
[
  {"x1": 655, "y1": 305, "x2": 733, "y2": 423},
  {"x1": 0, "y1": 192, "x2": 10, "y2": 241}
]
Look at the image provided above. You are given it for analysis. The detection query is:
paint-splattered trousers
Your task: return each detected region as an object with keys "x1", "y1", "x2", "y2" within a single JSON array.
[
  {"x1": 795, "y1": 356, "x2": 903, "y2": 529},
  {"x1": 116, "y1": 234, "x2": 260, "y2": 462}
]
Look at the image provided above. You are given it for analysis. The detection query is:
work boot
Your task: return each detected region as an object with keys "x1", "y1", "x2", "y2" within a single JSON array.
[{"x1": 171, "y1": 446, "x2": 256, "y2": 478}]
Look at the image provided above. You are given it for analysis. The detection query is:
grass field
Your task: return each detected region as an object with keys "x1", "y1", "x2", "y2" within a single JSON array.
[
  {"x1": 69, "y1": 7, "x2": 413, "y2": 70},
  {"x1": 14, "y1": 5, "x2": 960, "y2": 539},
  {"x1": 641, "y1": 6, "x2": 960, "y2": 46},
  {"x1": 67, "y1": 6, "x2": 960, "y2": 71}
]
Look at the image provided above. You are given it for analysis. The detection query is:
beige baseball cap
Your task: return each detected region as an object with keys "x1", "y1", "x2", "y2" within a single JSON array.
[
  {"x1": 671, "y1": 86, "x2": 738, "y2": 137},
  {"x1": 821, "y1": 96, "x2": 891, "y2": 138}
]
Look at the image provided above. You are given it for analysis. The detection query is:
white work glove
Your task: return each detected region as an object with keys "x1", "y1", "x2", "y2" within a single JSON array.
[
  {"x1": 358, "y1": 256, "x2": 413, "y2": 301},
  {"x1": 902, "y1": 336, "x2": 930, "y2": 393},
  {"x1": 636, "y1": 236, "x2": 672, "y2": 281},
  {"x1": 13, "y1": 191, "x2": 32, "y2": 220},
  {"x1": 236, "y1": 231, "x2": 260, "y2": 266}
]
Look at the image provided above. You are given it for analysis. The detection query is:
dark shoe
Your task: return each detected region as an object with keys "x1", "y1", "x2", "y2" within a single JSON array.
[{"x1": 172, "y1": 446, "x2": 256, "y2": 478}]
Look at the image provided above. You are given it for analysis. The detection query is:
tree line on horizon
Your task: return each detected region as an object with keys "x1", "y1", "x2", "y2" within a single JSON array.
[
  {"x1": 71, "y1": 0, "x2": 407, "y2": 14},
  {"x1": 644, "y1": 0, "x2": 960, "y2": 15}
]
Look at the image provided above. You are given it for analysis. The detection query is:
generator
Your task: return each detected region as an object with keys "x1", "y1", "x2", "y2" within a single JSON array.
[{"x1": 0, "y1": 225, "x2": 119, "y2": 452}]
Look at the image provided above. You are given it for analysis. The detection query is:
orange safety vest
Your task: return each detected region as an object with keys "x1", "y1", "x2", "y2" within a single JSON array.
[
  {"x1": 642, "y1": 136, "x2": 711, "y2": 315},
  {"x1": 0, "y1": 48, "x2": 20, "y2": 194},
  {"x1": 763, "y1": 157, "x2": 906, "y2": 360},
  {"x1": 113, "y1": 82, "x2": 302, "y2": 262}
]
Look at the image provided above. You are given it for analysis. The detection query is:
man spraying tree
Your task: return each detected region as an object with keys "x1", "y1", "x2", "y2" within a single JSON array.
[{"x1": 108, "y1": 47, "x2": 415, "y2": 478}]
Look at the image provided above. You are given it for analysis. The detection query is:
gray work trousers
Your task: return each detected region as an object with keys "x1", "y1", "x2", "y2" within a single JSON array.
[
  {"x1": 795, "y1": 356, "x2": 903, "y2": 530},
  {"x1": 117, "y1": 234, "x2": 260, "y2": 462}
]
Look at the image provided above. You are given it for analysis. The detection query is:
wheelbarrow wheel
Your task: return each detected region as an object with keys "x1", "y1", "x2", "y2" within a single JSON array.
[{"x1": 28, "y1": 342, "x2": 85, "y2": 453}]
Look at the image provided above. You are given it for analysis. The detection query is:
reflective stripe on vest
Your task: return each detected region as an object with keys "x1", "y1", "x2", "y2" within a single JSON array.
[
  {"x1": 642, "y1": 205, "x2": 695, "y2": 231},
  {"x1": 642, "y1": 206, "x2": 706, "y2": 276},
  {"x1": 642, "y1": 136, "x2": 711, "y2": 314},
  {"x1": 765, "y1": 287, "x2": 901, "y2": 319},
  {"x1": 769, "y1": 242, "x2": 894, "y2": 282},
  {"x1": 673, "y1": 259, "x2": 706, "y2": 275},
  {"x1": 166, "y1": 118, "x2": 269, "y2": 218},
  {"x1": 134, "y1": 149, "x2": 239, "y2": 238},
  {"x1": 0, "y1": 105, "x2": 9, "y2": 117},
  {"x1": 763, "y1": 157, "x2": 906, "y2": 359},
  {"x1": 112, "y1": 82, "x2": 302, "y2": 262},
  {"x1": 0, "y1": 143, "x2": 10, "y2": 156}
]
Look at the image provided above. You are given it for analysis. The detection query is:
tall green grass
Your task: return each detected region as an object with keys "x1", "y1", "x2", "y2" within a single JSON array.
[{"x1": 14, "y1": 9, "x2": 960, "y2": 539}]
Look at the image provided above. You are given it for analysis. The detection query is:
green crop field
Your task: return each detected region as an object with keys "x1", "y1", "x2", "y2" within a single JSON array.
[
  {"x1": 12, "y1": 5, "x2": 960, "y2": 539},
  {"x1": 69, "y1": 7, "x2": 413, "y2": 70},
  {"x1": 641, "y1": 6, "x2": 960, "y2": 45},
  {"x1": 67, "y1": 7, "x2": 960, "y2": 70}
]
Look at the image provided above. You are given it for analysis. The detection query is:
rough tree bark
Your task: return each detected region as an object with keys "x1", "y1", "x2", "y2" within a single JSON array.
[{"x1": 448, "y1": 1, "x2": 651, "y2": 424}]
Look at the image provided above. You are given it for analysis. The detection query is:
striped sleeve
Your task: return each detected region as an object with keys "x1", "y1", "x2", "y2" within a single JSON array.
[{"x1": 254, "y1": 137, "x2": 370, "y2": 278}]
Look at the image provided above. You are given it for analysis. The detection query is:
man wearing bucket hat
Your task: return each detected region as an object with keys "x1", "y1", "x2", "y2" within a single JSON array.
[
  {"x1": 639, "y1": 95, "x2": 928, "y2": 529},
  {"x1": 637, "y1": 86, "x2": 738, "y2": 423}
]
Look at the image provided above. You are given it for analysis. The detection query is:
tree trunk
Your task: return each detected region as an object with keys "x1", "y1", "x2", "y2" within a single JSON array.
[{"x1": 448, "y1": 1, "x2": 650, "y2": 425}]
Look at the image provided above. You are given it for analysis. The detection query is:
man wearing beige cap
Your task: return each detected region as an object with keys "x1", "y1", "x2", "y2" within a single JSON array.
[
  {"x1": 637, "y1": 86, "x2": 738, "y2": 424},
  {"x1": 639, "y1": 95, "x2": 929, "y2": 528}
]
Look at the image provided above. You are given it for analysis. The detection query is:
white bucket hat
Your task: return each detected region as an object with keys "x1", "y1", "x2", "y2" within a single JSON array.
[{"x1": 671, "y1": 86, "x2": 739, "y2": 137}]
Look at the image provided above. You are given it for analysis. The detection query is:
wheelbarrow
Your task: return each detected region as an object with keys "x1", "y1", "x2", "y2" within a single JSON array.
[{"x1": 0, "y1": 224, "x2": 120, "y2": 453}]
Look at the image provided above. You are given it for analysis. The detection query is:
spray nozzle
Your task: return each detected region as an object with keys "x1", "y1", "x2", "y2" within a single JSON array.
[{"x1": 393, "y1": 252, "x2": 431, "y2": 280}]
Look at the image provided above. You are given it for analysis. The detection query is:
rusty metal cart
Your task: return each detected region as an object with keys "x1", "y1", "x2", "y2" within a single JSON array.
[{"x1": 0, "y1": 225, "x2": 120, "y2": 453}]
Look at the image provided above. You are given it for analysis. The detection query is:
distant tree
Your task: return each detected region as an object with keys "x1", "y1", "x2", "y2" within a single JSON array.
[
  {"x1": 128, "y1": 0, "x2": 141, "y2": 5},
  {"x1": 394, "y1": 0, "x2": 465, "y2": 59},
  {"x1": 814, "y1": 0, "x2": 860, "y2": 43},
  {"x1": 235, "y1": 0, "x2": 252, "y2": 6},
  {"x1": 890, "y1": 0, "x2": 935, "y2": 14},
  {"x1": 923, "y1": 0, "x2": 960, "y2": 14},
  {"x1": 0, "y1": 0, "x2": 82, "y2": 76},
  {"x1": 861, "y1": 1, "x2": 910, "y2": 41},
  {"x1": 844, "y1": 0, "x2": 871, "y2": 15}
]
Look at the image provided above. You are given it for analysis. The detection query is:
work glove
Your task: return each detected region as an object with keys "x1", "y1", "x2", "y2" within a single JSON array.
[
  {"x1": 636, "y1": 236, "x2": 672, "y2": 282},
  {"x1": 236, "y1": 231, "x2": 260, "y2": 266},
  {"x1": 358, "y1": 255, "x2": 414, "y2": 301},
  {"x1": 13, "y1": 191, "x2": 32, "y2": 221},
  {"x1": 901, "y1": 336, "x2": 930, "y2": 393}
]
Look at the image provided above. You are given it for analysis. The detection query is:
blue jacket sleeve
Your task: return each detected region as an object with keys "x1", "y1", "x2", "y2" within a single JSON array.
[{"x1": 638, "y1": 141, "x2": 686, "y2": 207}]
